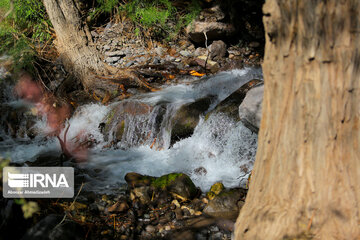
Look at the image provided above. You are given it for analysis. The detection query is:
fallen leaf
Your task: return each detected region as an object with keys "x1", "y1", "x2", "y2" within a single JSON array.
[{"x1": 190, "y1": 70, "x2": 205, "y2": 77}]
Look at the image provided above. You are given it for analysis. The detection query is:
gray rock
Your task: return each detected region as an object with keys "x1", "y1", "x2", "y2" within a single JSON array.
[
  {"x1": 125, "y1": 61, "x2": 135, "y2": 67},
  {"x1": 165, "y1": 55, "x2": 175, "y2": 62},
  {"x1": 136, "y1": 56, "x2": 146, "y2": 63},
  {"x1": 90, "y1": 31, "x2": 99, "y2": 38},
  {"x1": 203, "y1": 188, "x2": 246, "y2": 220},
  {"x1": 238, "y1": 83, "x2": 263, "y2": 132},
  {"x1": 105, "y1": 50, "x2": 126, "y2": 57},
  {"x1": 186, "y1": 21, "x2": 235, "y2": 43},
  {"x1": 145, "y1": 225, "x2": 156, "y2": 233},
  {"x1": 155, "y1": 47, "x2": 165, "y2": 56},
  {"x1": 194, "y1": 47, "x2": 207, "y2": 57},
  {"x1": 105, "y1": 56, "x2": 121, "y2": 63},
  {"x1": 180, "y1": 50, "x2": 192, "y2": 57},
  {"x1": 209, "y1": 40, "x2": 227, "y2": 60},
  {"x1": 103, "y1": 45, "x2": 111, "y2": 51},
  {"x1": 152, "y1": 57, "x2": 161, "y2": 65},
  {"x1": 171, "y1": 97, "x2": 213, "y2": 145}
]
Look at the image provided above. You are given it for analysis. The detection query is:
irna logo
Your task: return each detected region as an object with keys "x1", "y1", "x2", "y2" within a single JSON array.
[
  {"x1": 3, "y1": 167, "x2": 74, "y2": 198},
  {"x1": 7, "y1": 172, "x2": 69, "y2": 188}
]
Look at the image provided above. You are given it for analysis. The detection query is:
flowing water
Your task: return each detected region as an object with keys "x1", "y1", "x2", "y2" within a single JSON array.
[{"x1": 0, "y1": 67, "x2": 262, "y2": 192}]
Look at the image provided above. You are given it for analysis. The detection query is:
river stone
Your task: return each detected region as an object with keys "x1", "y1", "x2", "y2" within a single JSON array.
[
  {"x1": 105, "y1": 50, "x2": 126, "y2": 57},
  {"x1": 103, "y1": 100, "x2": 154, "y2": 144},
  {"x1": 105, "y1": 56, "x2": 121, "y2": 63},
  {"x1": 171, "y1": 97, "x2": 213, "y2": 145},
  {"x1": 152, "y1": 173, "x2": 198, "y2": 200},
  {"x1": 125, "y1": 172, "x2": 155, "y2": 188},
  {"x1": 21, "y1": 214, "x2": 84, "y2": 240},
  {"x1": 130, "y1": 186, "x2": 151, "y2": 205},
  {"x1": 203, "y1": 188, "x2": 246, "y2": 220},
  {"x1": 186, "y1": 21, "x2": 235, "y2": 43},
  {"x1": 209, "y1": 40, "x2": 227, "y2": 60},
  {"x1": 238, "y1": 83, "x2": 264, "y2": 132},
  {"x1": 209, "y1": 79, "x2": 262, "y2": 121},
  {"x1": 194, "y1": 56, "x2": 220, "y2": 73}
]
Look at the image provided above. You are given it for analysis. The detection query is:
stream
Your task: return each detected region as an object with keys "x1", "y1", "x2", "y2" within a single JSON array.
[{"x1": 0, "y1": 67, "x2": 262, "y2": 192}]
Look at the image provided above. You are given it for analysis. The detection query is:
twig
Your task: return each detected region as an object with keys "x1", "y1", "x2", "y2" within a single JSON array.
[
  {"x1": 54, "y1": 182, "x2": 85, "y2": 229},
  {"x1": 203, "y1": 31, "x2": 210, "y2": 74}
]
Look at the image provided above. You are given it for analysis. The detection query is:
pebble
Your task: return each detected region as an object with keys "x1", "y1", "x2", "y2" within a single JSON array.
[
  {"x1": 105, "y1": 50, "x2": 125, "y2": 57},
  {"x1": 154, "y1": 47, "x2": 165, "y2": 56},
  {"x1": 125, "y1": 61, "x2": 135, "y2": 67},
  {"x1": 103, "y1": 45, "x2": 111, "y2": 51},
  {"x1": 105, "y1": 56, "x2": 121, "y2": 63},
  {"x1": 151, "y1": 57, "x2": 161, "y2": 65},
  {"x1": 180, "y1": 50, "x2": 192, "y2": 57},
  {"x1": 145, "y1": 225, "x2": 156, "y2": 233}
]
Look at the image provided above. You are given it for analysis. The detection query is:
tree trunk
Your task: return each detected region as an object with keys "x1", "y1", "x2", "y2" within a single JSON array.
[
  {"x1": 42, "y1": 0, "x2": 102, "y2": 89},
  {"x1": 235, "y1": 1, "x2": 360, "y2": 239},
  {"x1": 42, "y1": 0, "x2": 140, "y2": 97}
]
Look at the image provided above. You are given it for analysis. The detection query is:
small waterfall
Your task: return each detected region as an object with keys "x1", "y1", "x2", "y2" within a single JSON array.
[{"x1": 0, "y1": 67, "x2": 262, "y2": 191}]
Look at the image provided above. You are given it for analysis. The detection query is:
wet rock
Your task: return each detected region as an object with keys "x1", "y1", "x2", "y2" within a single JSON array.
[
  {"x1": 206, "y1": 182, "x2": 225, "y2": 200},
  {"x1": 238, "y1": 83, "x2": 263, "y2": 132},
  {"x1": 103, "y1": 100, "x2": 154, "y2": 144},
  {"x1": 186, "y1": 22, "x2": 235, "y2": 43},
  {"x1": 171, "y1": 97, "x2": 213, "y2": 145},
  {"x1": 203, "y1": 188, "x2": 246, "y2": 220},
  {"x1": 152, "y1": 173, "x2": 198, "y2": 200},
  {"x1": 209, "y1": 40, "x2": 227, "y2": 60},
  {"x1": 130, "y1": 186, "x2": 151, "y2": 205},
  {"x1": 194, "y1": 56, "x2": 220, "y2": 73},
  {"x1": 21, "y1": 214, "x2": 84, "y2": 240},
  {"x1": 125, "y1": 172, "x2": 155, "y2": 188},
  {"x1": 107, "y1": 201, "x2": 129, "y2": 213}
]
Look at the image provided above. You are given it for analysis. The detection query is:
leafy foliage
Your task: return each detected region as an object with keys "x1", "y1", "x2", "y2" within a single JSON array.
[
  {"x1": 121, "y1": 0, "x2": 201, "y2": 41},
  {"x1": 0, "y1": 0, "x2": 52, "y2": 72},
  {"x1": 88, "y1": 0, "x2": 120, "y2": 20}
]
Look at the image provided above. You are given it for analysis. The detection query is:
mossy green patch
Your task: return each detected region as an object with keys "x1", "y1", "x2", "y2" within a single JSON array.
[
  {"x1": 151, "y1": 173, "x2": 184, "y2": 189},
  {"x1": 115, "y1": 120, "x2": 125, "y2": 141}
]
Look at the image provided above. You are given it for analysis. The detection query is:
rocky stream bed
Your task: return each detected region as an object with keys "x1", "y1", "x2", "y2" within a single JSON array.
[{"x1": 0, "y1": 2, "x2": 265, "y2": 239}]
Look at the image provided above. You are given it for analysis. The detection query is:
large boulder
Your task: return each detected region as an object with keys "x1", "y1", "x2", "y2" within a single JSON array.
[
  {"x1": 152, "y1": 173, "x2": 198, "y2": 201},
  {"x1": 209, "y1": 40, "x2": 227, "y2": 60},
  {"x1": 208, "y1": 79, "x2": 262, "y2": 121},
  {"x1": 171, "y1": 97, "x2": 213, "y2": 145},
  {"x1": 238, "y1": 83, "x2": 263, "y2": 132},
  {"x1": 203, "y1": 188, "x2": 246, "y2": 220},
  {"x1": 186, "y1": 5, "x2": 235, "y2": 43},
  {"x1": 186, "y1": 21, "x2": 236, "y2": 44},
  {"x1": 102, "y1": 100, "x2": 162, "y2": 147},
  {"x1": 125, "y1": 172, "x2": 198, "y2": 202}
]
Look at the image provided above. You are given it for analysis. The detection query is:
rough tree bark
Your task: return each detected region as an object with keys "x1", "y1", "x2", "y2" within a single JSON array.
[
  {"x1": 235, "y1": 1, "x2": 360, "y2": 240},
  {"x1": 42, "y1": 0, "x2": 141, "y2": 97}
]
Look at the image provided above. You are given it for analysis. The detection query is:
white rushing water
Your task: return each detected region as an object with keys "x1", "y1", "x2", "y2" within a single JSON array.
[{"x1": 0, "y1": 67, "x2": 261, "y2": 192}]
